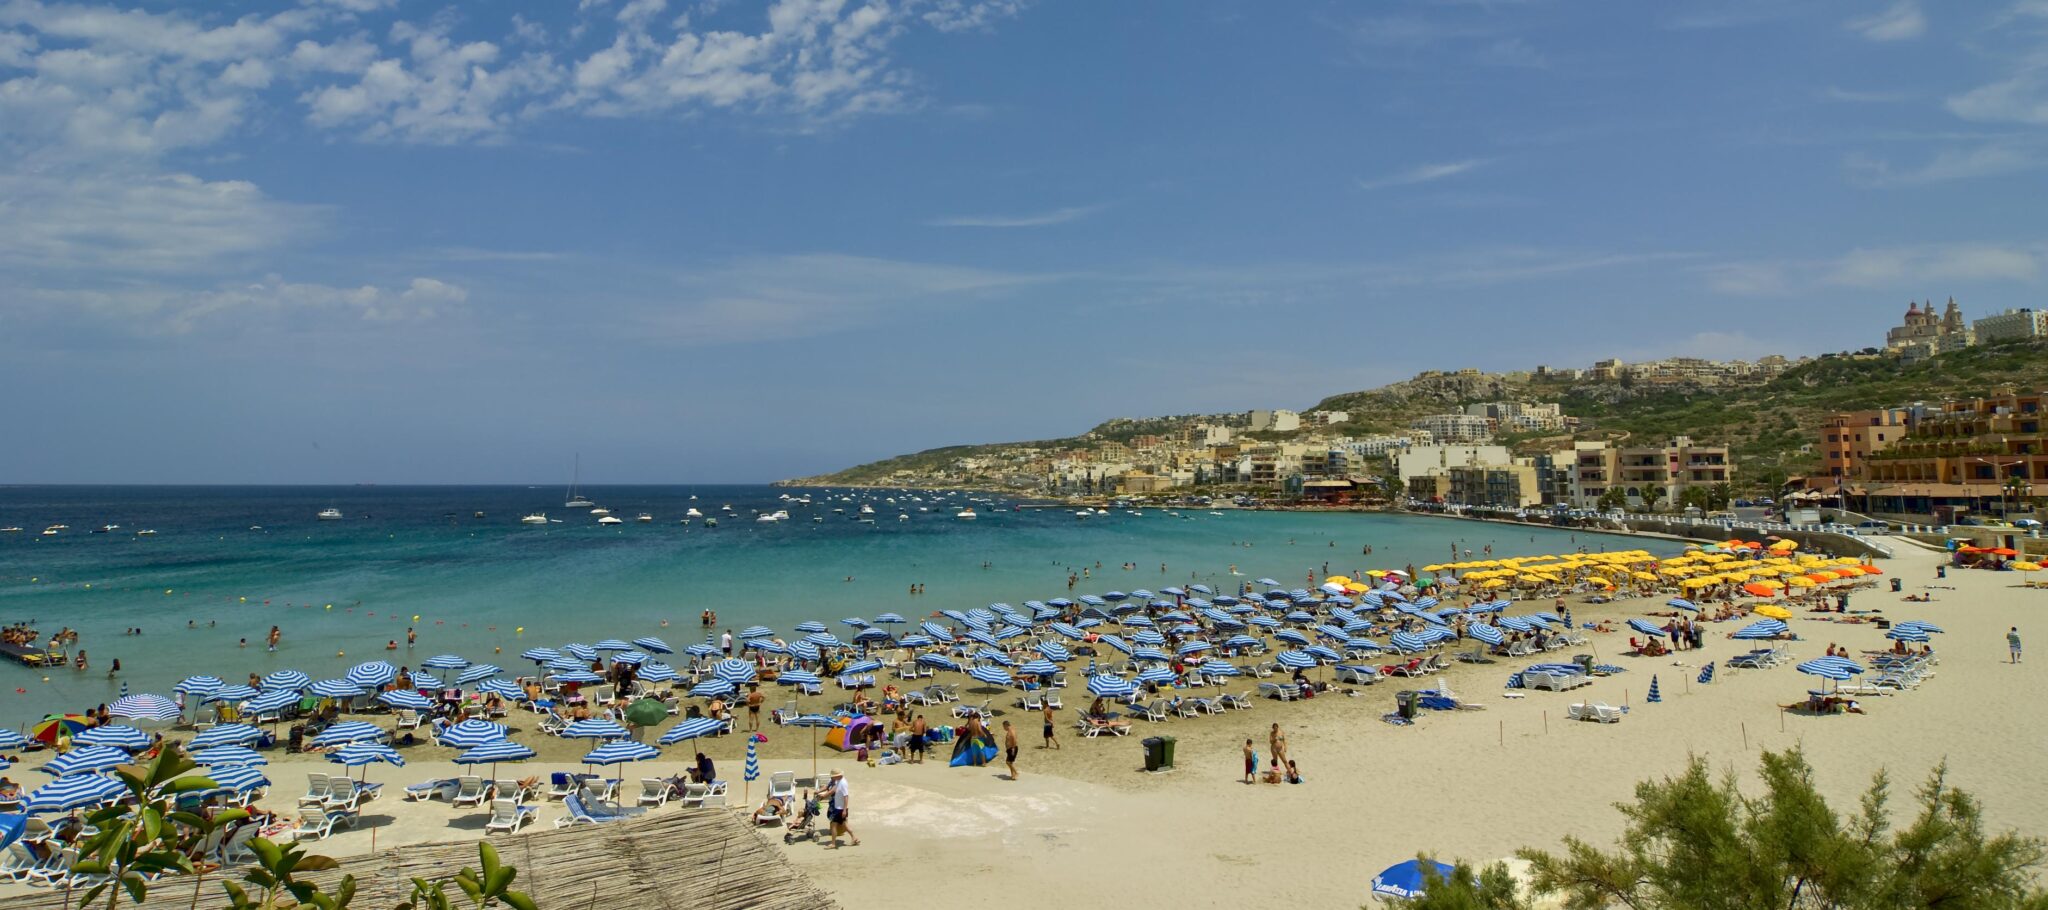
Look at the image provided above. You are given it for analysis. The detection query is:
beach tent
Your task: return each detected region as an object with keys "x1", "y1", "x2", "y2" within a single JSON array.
[{"x1": 823, "y1": 716, "x2": 872, "y2": 752}]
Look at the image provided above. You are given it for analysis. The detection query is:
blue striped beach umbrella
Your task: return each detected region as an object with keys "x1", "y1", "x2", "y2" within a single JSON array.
[
  {"x1": 1133, "y1": 666, "x2": 1175, "y2": 685},
  {"x1": 417, "y1": 671, "x2": 448, "y2": 687},
  {"x1": 561, "y1": 719, "x2": 630, "y2": 740},
  {"x1": 175, "y1": 676, "x2": 223, "y2": 698},
  {"x1": 1223, "y1": 634, "x2": 1262, "y2": 650},
  {"x1": 582, "y1": 741, "x2": 658, "y2": 766},
  {"x1": 593, "y1": 639, "x2": 632, "y2": 652},
  {"x1": 309, "y1": 679, "x2": 365, "y2": 699},
  {"x1": 919, "y1": 622, "x2": 956, "y2": 641},
  {"x1": 782, "y1": 714, "x2": 837, "y2": 728},
  {"x1": 843, "y1": 658, "x2": 883, "y2": 675},
  {"x1": 968, "y1": 666, "x2": 1014, "y2": 686},
  {"x1": 745, "y1": 739, "x2": 759, "y2": 784},
  {"x1": 1667, "y1": 598, "x2": 1700, "y2": 612},
  {"x1": 1646, "y1": 675, "x2": 1662, "y2": 703},
  {"x1": 993, "y1": 624, "x2": 1029, "y2": 641},
  {"x1": 740, "y1": 626, "x2": 775, "y2": 640},
  {"x1": 378, "y1": 689, "x2": 434, "y2": 710},
  {"x1": 109, "y1": 694, "x2": 182, "y2": 723},
  {"x1": 633, "y1": 636, "x2": 673, "y2": 654},
  {"x1": 1189, "y1": 584, "x2": 1214, "y2": 595},
  {"x1": 1132, "y1": 647, "x2": 1172, "y2": 663},
  {"x1": 804, "y1": 632, "x2": 847, "y2": 649},
  {"x1": 561, "y1": 643, "x2": 598, "y2": 661},
  {"x1": 1131, "y1": 629, "x2": 1166, "y2": 645},
  {"x1": 1199, "y1": 662, "x2": 1243, "y2": 677},
  {"x1": 1018, "y1": 659, "x2": 1060, "y2": 677},
  {"x1": 1283, "y1": 611, "x2": 1315, "y2": 624},
  {"x1": 261, "y1": 670, "x2": 311, "y2": 691},
  {"x1": 43, "y1": 746, "x2": 131, "y2": 776},
  {"x1": 972, "y1": 648, "x2": 1015, "y2": 667},
  {"x1": 75, "y1": 725, "x2": 153, "y2": 751},
  {"x1": 346, "y1": 661, "x2": 398, "y2": 688},
  {"x1": 1733, "y1": 619, "x2": 1789, "y2": 639},
  {"x1": 1496, "y1": 616, "x2": 1533, "y2": 633},
  {"x1": 659, "y1": 717, "x2": 725, "y2": 745},
  {"x1": 634, "y1": 663, "x2": 680, "y2": 684},
  {"x1": 456, "y1": 664, "x2": 503, "y2": 685},
  {"x1": 1465, "y1": 624, "x2": 1504, "y2": 646},
  {"x1": 1097, "y1": 634, "x2": 1133, "y2": 655},
  {"x1": 872, "y1": 613, "x2": 907, "y2": 624},
  {"x1": 26, "y1": 775, "x2": 125, "y2": 813},
  {"x1": 1885, "y1": 627, "x2": 1930, "y2": 642},
  {"x1": 243, "y1": 689, "x2": 299, "y2": 715},
  {"x1": 842, "y1": 617, "x2": 870, "y2": 629},
  {"x1": 686, "y1": 642, "x2": 722, "y2": 657},
  {"x1": 1698, "y1": 662, "x2": 1716, "y2": 685},
  {"x1": 1036, "y1": 641, "x2": 1072, "y2": 662},
  {"x1": 327, "y1": 743, "x2": 405, "y2": 775},
  {"x1": 206, "y1": 685, "x2": 259, "y2": 704},
  {"x1": 794, "y1": 621, "x2": 828, "y2": 634},
  {"x1": 193, "y1": 745, "x2": 267, "y2": 767},
  {"x1": 1247, "y1": 614, "x2": 1281, "y2": 629},
  {"x1": 1533, "y1": 612, "x2": 1564, "y2": 625},
  {"x1": 1121, "y1": 613, "x2": 1154, "y2": 627},
  {"x1": 786, "y1": 642, "x2": 821, "y2": 662},
  {"x1": 1274, "y1": 650, "x2": 1317, "y2": 669},
  {"x1": 917, "y1": 654, "x2": 961, "y2": 672},
  {"x1": 712, "y1": 659, "x2": 758, "y2": 683},
  {"x1": 438, "y1": 719, "x2": 508, "y2": 748},
  {"x1": 520, "y1": 647, "x2": 560, "y2": 663},
  {"x1": 690, "y1": 679, "x2": 738, "y2": 698},
  {"x1": 777, "y1": 670, "x2": 822, "y2": 687},
  {"x1": 202, "y1": 765, "x2": 270, "y2": 795},
  {"x1": 0, "y1": 730, "x2": 23, "y2": 752},
  {"x1": 1049, "y1": 623, "x2": 1084, "y2": 641},
  {"x1": 1177, "y1": 640, "x2": 1215, "y2": 656},
  {"x1": 1388, "y1": 632, "x2": 1430, "y2": 653},
  {"x1": 1303, "y1": 645, "x2": 1343, "y2": 662},
  {"x1": 1627, "y1": 619, "x2": 1668, "y2": 638},
  {"x1": 191, "y1": 724, "x2": 263, "y2": 749},
  {"x1": 1796, "y1": 656, "x2": 1864, "y2": 681},
  {"x1": 610, "y1": 651, "x2": 651, "y2": 666},
  {"x1": 310, "y1": 722, "x2": 387, "y2": 748},
  {"x1": 742, "y1": 639, "x2": 785, "y2": 655},
  {"x1": 1272, "y1": 629, "x2": 1310, "y2": 646},
  {"x1": 456, "y1": 740, "x2": 536, "y2": 767},
  {"x1": 420, "y1": 654, "x2": 469, "y2": 670},
  {"x1": 853, "y1": 628, "x2": 891, "y2": 644},
  {"x1": 1344, "y1": 638, "x2": 1383, "y2": 652},
  {"x1": 1895, "y1": 621, "x2": 1944, "y2": 634},
  {"x1": 1087, "y1": 675, "x2": 1136, "y2": 698}
]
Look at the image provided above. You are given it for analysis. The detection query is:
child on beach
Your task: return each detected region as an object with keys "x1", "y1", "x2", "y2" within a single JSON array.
[{"x1": 1242, "y1": 739, "x2": 1257, "y2": 784}]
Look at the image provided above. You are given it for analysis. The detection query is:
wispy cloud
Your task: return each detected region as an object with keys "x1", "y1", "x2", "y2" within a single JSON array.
[
  {"x1": 1846, "y1": 1, "x2": 1927, "y2": 41},
  {"x1": 926, "y1": 204, "x2": 1109, "y2": 228},
  {"x1": 630, "y1": 253, "x2": 1049, "y2": 345},
  {"x1": 1701, "y1": 243, "x2": 2047, "y2": 296},
  {"x1": 1356, "y1": 159, "x2": 1488, "y2": 191},
  {"x1": 1845, "y1": 144, "x2": 2043, "y2": 186}
]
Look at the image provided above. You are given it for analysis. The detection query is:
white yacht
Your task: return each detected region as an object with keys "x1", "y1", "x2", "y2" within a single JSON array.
[
  {"x1": 704, "y1": 517, "x2": 718, "y2": 527},
  {"x1": 589, "y1": 507, "x2": 610, "y2": 516},
  {"x1": 720, "y1": 504, "x2": 734, "y2": 513},
  {"x1": 564, "y1": 454, "x2": 594, "y2": 508},
  {"x1": 521, "y1": 513, "x2": 549, "y2": 524},
  {"x1": 597, "y1": 515, "x2": 624, "y2": 525},
  {"x1": 1, "y1": 527, "x2": 22, "y2": 533},
  {"x1": 41, "y1": 526, "x2": 59, "y2": 536},
  {"x1": 317, "y1": 508, "x2": 342, "y2": 521},
  {"x1": 956, "y1": 508, "x2": 977, "y2": 520},
  {"x1": 859, "y1": 504, "x2": 875, "y2": 516},
  {"x1": 898, "y1": 513, "x2": 909, "y2": 521},
  {"x1": 636, "y1": 513, "x2": 654, "y2": 523},
  {"x1": 99, "y1": 524, "x2": 121, "y2": 532},
  {"x1": 757, "y1": 510, "x2": 788, "y2": 523},
  {"x1": 136, "y1": 529, "x2": 156, "y2": 536},
  {"x1": 685, "y1": 507, "x2": 703, "y2": 518}
]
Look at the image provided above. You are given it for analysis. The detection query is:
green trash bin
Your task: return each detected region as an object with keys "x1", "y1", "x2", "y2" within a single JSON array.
[
  {"x1": 1141, "y1": 735, "x2": 1176, "y2": 771},
  {"x1": 1397, "y1": 690, "x2": 1419, "y2": 720}
]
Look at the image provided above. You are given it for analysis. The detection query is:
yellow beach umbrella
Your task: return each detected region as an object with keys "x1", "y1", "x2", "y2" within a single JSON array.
[{"x1": 1754, "y1": 604, "x2": 1793, "y2": 619}]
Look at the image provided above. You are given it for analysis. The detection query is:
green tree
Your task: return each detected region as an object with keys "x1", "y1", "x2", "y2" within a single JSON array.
[
  {"x1": 1642, "y1": 487, "x2": 1666, "y2": 513},
  {"x1": 1707, "y1": 482, "x2": 1733, "y2": 511},
  {"x1": 1597, "y1": 489, "x2": 1628, "y2": 512},
  {"x1": 1678, "y1": 487, "x2": 1709, "y2": 512},
  {"x1": 1407, "y1": 748, "x2": 2048, "y2": 910}
]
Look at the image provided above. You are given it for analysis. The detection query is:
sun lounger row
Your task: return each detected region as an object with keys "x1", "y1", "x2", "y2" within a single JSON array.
[
  {"x1": 1521, "y1": 669, "x2": 1593, "y2": 691},
  {"x1": 1566, "y1": 702, "x2": 1626, "y2": 723}
]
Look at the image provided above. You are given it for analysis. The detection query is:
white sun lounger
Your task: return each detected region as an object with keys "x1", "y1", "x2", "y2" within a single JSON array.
[{"x1": 484, "y1": 799, "x2": 538, "y2": 835}]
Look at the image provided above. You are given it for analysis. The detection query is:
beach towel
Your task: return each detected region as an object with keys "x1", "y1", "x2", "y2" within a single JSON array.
[{"x1": 948, "y1": 735, "x2": 998, "y2": 768}]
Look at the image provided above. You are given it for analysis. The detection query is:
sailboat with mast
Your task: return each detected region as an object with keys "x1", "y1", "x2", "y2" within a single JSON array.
[{"x1": 564, "y1": 455, "x2": 595, "y2": 508}]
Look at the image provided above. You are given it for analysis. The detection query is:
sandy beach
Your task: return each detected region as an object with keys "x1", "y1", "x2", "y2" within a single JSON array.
[{"x1": 7, "y1": 537, "x2": 2041, "y2": 908}]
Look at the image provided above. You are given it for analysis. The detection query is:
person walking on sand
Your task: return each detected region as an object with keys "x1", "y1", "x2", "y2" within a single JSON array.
[
  {"x1": 1041, "y1": 702, "x2": 1059, "y2": 750},
  {"x1": 1242, "y1": 739, "x2": 1257, "y2": 784},
  {"x1": 2010, "y1": 627, "x2": 2023, "y2": 664},
  {"x1": 1002, "y1": 721, "x2": 1020, "y2": 780},
  {"x1": 1268, "y1": 723, "x2": 1288, "y2": 770},
  {"x1": 826, "y1": 769, "x2": 859, "y2": 848},
  {"x1": 909, "y1": 714, "x2": 928, "y2": 764},
  {"x1": 746, "y1": 684, "x2": 765, "y2": 731}
]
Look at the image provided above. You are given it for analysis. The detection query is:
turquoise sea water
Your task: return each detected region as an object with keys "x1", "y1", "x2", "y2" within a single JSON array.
[{"x1": 0, "y1": 485, "x2": 1672, "y2": 726}]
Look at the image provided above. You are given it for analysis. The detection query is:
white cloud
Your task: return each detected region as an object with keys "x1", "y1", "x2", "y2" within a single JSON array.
[
  {"x1": 1355, "y1": 158, "x2": 1488, "y2": 190},
  {"x1": 634, "y1": 253, "x2": 1042, "y2": 345},
  {"x1": 1844, "y1": 145, "x2": 2042, "y2": 186},
  {"x1": 920, "y1": 0, "x2": 1028, "y2": 33},
  {"x1": 20, "y1": 274, "x2": 464, "y2": 334},
  {"x1": 1846, "y1": 1, "x2": 1927, "y2": 41},
  {"x1": 1819, "y1": 86, "x2": 1916, "y2": 103},
  {"x1": 1947, "y1": 71, "x2": 2048, "y2": 125},
  {"x1": 1697, "y1": 262, "x2": 1794, "y2": 296},
  {"x1": 1703, "y1": 244, "x2": 2045, "y2": 297},
  {"x1": 926, "y1": 204, "x2": 1107, "y2": 228},
  {"x1": 0, "y1": 171, "x2": 320, "y2": 273}
]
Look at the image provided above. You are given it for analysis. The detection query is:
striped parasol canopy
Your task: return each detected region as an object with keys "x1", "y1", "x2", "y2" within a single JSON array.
[
  {"x1": 26, "y1": 775, "x2": 126, "y2": 813},
  {"x1": 1035, "y1": 641, "x2": 1072, "y2": 662},
  {"x1": 1018, "y1": 659, "x2": 1060, "y2": 677},
  {"x1": 916, "y1": 654, "x2": 961, "y2": 672},
  {"x1": 1732, "y1": 619, "x2": 1789, "y2": 639},
  {"x1": 560, "y1": 643, "x2": 598, "y2": 661},
  {"x1": 872, "y1": 613, "x2": 907, "y2": 624},
  {"x1": 896, "y1": 635, "x2": 936, "y2": 648},
  {"x1": 968, "y1": 666, "x2": 1014, "y2": 686},
  {"x1": 785, "y1": 642, "x2": 821, "y2": 662},
  {"x1": 633, "y1": 636, "x2": 673, "y2": 654},
  {"x1": 794, "y1": 621, "x2": 828, "y2": 634},
  {"x1": 1646, "y1": 675, "x2": 1662, "y2": 703},
  {"x1": 634, "y1": 663, "x2": 680, "y2": 684},
  {"x1": 309, "y1": 679, "x2": 366, "y2": 699},
  {"x1": 420, "y1": 654, "x2": 470, "y2": 670},
  {"x1": 1796, "y1": 656, "x2": 1865, "y2": 681},
  {"x1": 327, "y1": 743, "x2": 406, "y2": 769},
  {"x1": 1387, "y1": 632, "x2": 1430, "y2": 653},
  {"x1": 437, "y1": 719, "x2": 508, "y2": 748},
  {"x1": 552, "y1": 670, "x2": 603, "y2": 684},
  {"x1": 659, "y1": 717, "x2": 725, "y2": 745},
  {"x1": 175, "y1": 676, "x2": 224, "y2": 697},
  {"x1": 42, "y1": 746, "x2": 132, "y2": 776},
  {"x1": 309, "y1": 722, "x2": 387, "y2": 748},
  {"x1": 456, "y1": 664, "x2": 503, "y2": 685},
  {"x1": 346, "y1": 661, "x2": 398, "y2": 687},
  {"x1": 1885, "y1": 627, "x2": 1930, "y2": 642},
  {"x1": 74, "y1": 724, "x2": 151, "y2": 750},
  {"x1": 560, "y1": 719, "x2": 630, "y2": 740},
  {"x1": 1698, "y1": 663, "x2": 1716, "y2": 685},
  {"x1": 108, "y1": 695, "x2": 182, "y2": 723},
  {"x1": 456, "y1": 740, "x2": 536, "y2": 765},
  {"x1": 712, "y1": 659, "x2": 758, "y2": 683},
  {"x1": 842, "y1": 658, "x2": 883, "y2": 675},
  {"x1": 582, "y1": 741, "x2": 659, "y2": 765},
  {"x1": 1627, "y1": 619, "x2": 1668, "y2": 638},
  {"x1": 1274, "y1": 650, "x2": 1317, "y2": 669},
  {"x1": 1667, "y1": 598, "x2": 1699, "y2": 612},
  {"x1": 201, "y1": 765, "x2": 269, "y2": 794},
  {"x1": 777, "y1": 670, "x2": 822, "y2": 687},
  {"x1": 242, "y1": 689, "x2": 298, "y2": 714},
  {"x1": 739, "y1": 626, "x2": 775, "y2": 640},
  {"x1": 1086, "y1": 675, "x2": 1136, "y2": 698},
  {"x1": 689, "y1": 679, "x2": 738, "y2": 698},
  {"x1": 1199, "y1": 662, "x2": 1243, "y2": 677},
  {"x1": 261, "y1": 670, "x2": 311, "y2": 691},
  {"x1": 378, "y1": 689, "x2": 434, "y2": 710},
  {"x1": 1133, "y1": 666, "x2": 1175, "y2": 685},
  {"x1": 593, "y1": 639, "x2": 633, "y2": 652},
  {"x1": 520, "y1": 648, "x2": 561, "y2": 663},
  {"x1": 1465, "y1": 623, "x2": 1504, "y2": 646}
]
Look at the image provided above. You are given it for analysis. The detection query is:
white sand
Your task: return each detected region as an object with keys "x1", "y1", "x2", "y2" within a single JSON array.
[{"x1": 11, "y1": 540, "x2": 2043, "y2": 908}]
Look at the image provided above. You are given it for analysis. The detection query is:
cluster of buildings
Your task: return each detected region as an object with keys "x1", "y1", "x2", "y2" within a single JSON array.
[
  {"x1": 1525, "y1": 355, "x2": 1798, "y2": 387},
  {"x1": 1883, "y1": 298, "x2": 2048, "y2": 362},
  {"x1": 1808, "y1": 388, "x2": 2048, "y2": 521},
  {"x1": 1397, "y1": 437, "x2": 1733, "y2": 511}
]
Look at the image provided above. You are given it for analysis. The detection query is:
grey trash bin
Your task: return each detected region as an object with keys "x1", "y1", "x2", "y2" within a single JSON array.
[{"x1": 1142, "y1": 736, "x2": 1174, "y2": 772}]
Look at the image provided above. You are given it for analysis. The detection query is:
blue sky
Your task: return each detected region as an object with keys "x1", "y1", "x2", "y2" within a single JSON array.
[{"x1": 3, "y1": 0, "x2": 2047, "y2": 483}]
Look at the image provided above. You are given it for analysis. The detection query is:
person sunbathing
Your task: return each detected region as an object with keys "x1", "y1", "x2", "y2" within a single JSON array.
[{"x1": 751, "y1": 794, "x2": 789, "y2": 825}]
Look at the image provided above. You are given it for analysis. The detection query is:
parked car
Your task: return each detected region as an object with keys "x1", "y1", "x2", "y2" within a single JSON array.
[{"x1": 1856, "y1": 520, "x2": 1889, "y2": 530}]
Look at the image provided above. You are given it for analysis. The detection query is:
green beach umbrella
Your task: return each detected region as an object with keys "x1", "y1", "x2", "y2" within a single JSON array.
[{"x1": 623, "y1": 698, "x2": 669, "y2": 727}]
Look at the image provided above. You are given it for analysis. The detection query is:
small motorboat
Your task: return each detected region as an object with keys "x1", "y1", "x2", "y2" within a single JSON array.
[
  {"x1": 636, "y1": 513, "x2": 654, "y2": 523},
  {"x1": 598, "y1": 515, "x2": 624, "y2": 525},
  {"x1": 956, "y1": 509, "x2": 977, "y2": 520},
  {"x1": 521, "y1": 513, "x2": 549, "y2": 524},
  {"x1": 136, "y1": 529, "x2": 157, "y2": 536},
  {"x1": 318, "y1": 508, "x2": 342, "y2": 521}
]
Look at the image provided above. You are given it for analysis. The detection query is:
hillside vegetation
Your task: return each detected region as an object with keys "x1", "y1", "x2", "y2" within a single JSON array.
[{"x1": 788, "y1": 340, "x2": 2048, "y2": 489}]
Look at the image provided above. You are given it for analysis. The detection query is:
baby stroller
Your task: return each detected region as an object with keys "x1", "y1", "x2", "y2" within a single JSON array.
[{"x1": 782, "y1": 790, "x2": 824, "y2": 844}]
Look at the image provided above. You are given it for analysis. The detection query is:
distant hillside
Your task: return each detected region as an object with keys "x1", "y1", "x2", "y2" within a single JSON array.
[{"x1": 785, "y1": 339, "x2": 2048, "y2": 490}]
